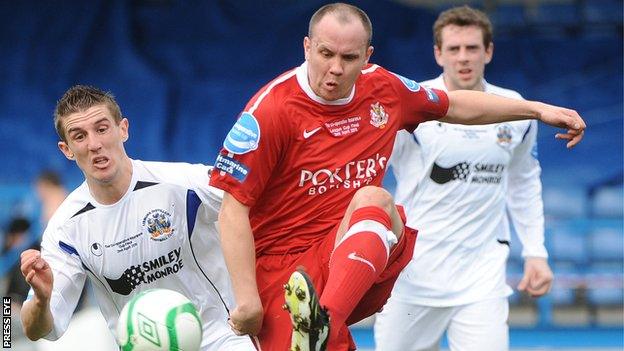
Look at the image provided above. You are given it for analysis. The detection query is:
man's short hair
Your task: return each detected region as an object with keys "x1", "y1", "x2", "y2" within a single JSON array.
[
  {"x1": 36, "y1": 169, "x2": 63, "y2": 187},
  {"x1": 433, "y1": 5, "x2": 493, "y2": 48},
  {"x1": 54, "y1": 85, "x2": 122, "y2": 142},
  {"x1": 309, "y1": 2, "x2": 373, "y2": 46}
]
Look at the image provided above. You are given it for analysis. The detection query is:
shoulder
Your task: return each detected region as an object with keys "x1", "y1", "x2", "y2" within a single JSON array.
[
  {"x1": 44, "y1": 183, "x2": 92, "y2": 236},
  {"x1": 135, "y1": 159, "x2": 210, "y2": 175},
  {"x1": 419, "y1": 76, "x2": 445, "y2": 90},
  {"x1": 486, "y1": 83, "x2": 523, "y2": 100},
  {"x1": 247, "y1": 67, "x2": 299, "y2": 114}
]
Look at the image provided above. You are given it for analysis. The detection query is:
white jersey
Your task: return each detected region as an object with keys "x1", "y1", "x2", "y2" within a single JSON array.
[
  {"x1": 33, "y1": 159, "x2": 253, "y2": 350},
  {"x1": 389, "y1": 75, "x2": 547, "y2": 306}
]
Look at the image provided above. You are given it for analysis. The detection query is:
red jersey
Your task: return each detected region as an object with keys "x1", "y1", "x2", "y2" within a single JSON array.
[{"x1": 210, "y1": 62, "x2": 449, "y2": 255}]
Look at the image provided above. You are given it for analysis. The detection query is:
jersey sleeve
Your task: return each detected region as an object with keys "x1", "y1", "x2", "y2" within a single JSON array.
[
  {"x1": 386, "y1": 71, "x2": 449, "y2": 132},
  {"x1": 33, "y1": 224, "x2": 86, "y2": 340},
  {"x1": 140, "y1": 161, "x2": 222, "y2": 213},
  {"x1": 506, "y1": 120, "x2": 548, "y2": 258},
  {"x1": 209, "y1": 92, "x2": 287, "y2": 207}
]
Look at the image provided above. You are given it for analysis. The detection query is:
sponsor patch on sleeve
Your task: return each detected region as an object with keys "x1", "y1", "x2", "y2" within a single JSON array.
[
  {"x1": 392, "y1": 73, "x2": 421, "y2": 92},
  {"x1": 423, "y1": 87, "x2": 440, "y2": 103},
  {"x1": 214, "y1": 154, "x2": 249, "y2": 182},
  {"x1": 224, "y1": 112, "x2": 261, "y2": 154}
]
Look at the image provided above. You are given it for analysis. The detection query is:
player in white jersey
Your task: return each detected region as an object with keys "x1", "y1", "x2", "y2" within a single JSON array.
[
  {"x1": 374, "y1": 6, "x2": 554, "y2": 351},
  {"x1": 19, "y1": 85, "x2": 255, "y2": 351}
]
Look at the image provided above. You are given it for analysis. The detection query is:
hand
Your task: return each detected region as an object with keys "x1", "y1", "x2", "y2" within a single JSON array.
[
  {"x1": 536, "y1": 103, "x2": 586, "y2": 148},
  {"x1": 517, "y1": 257, "x2": 553, "y2": 298},
  {"x1": 228, "y1": 298, "x2": 263, "y2": 336},
  {"x1": 20, "y1": 249, "x2": 53, "y2": 304}
]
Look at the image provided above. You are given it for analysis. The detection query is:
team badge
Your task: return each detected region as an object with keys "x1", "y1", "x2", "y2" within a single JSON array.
[
  {"x1": 496, "y1": 124, "x2": 513, "y2": 148},
  {"x1": 142, "y1": 209, "x2": 175, "y2": 242},
  {"x1": 369, "y1": 102, "x2": 388, "y2": 129}
]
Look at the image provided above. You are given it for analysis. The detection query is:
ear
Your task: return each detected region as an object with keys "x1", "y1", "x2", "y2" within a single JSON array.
[
  {"x1": 58, "y1": 141, "x2": 74, "y2": 160},
  {"x1": 434, "y1": 45, "x2": 444, "y2": 68},
  {"x1": 363, "y1": 45, "x2": 374, "y2": 66},
  {"x1": 484, "y1": 42, "x2": 494, "y2": 65},
  {"x1": 120, "y1": 118, "x2": 129, "y2": 142},
  {"x1": 303, "y1": 36, "x2": 311, "y2": 61}
]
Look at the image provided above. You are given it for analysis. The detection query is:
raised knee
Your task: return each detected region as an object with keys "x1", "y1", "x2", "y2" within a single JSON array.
[{"x1": 352, "y1": 186, "x2": 394, "y2": 211}]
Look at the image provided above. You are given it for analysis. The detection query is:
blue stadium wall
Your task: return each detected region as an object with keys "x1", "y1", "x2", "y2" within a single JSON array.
[{"x1": 0, "y1": 0, "x2": 621, "y2": 189}]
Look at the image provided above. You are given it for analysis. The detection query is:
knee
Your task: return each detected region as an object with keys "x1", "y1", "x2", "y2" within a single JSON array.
[{"x1": 351, "y1": 186, "x2": 394, "y2": 212}]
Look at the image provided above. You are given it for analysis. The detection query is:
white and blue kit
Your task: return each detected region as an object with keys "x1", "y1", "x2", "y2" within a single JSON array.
[
  {"x1": 32, "y1": 160, "x2": 254, "y2": 351},
  {"x1": 374, "y1": 75, "x2": 547, "y2": 351}
]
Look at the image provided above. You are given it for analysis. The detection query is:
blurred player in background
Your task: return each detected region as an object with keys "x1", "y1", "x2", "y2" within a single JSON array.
[
  {"x1": 209, "y1": 3, "x2": 582, "y2": 351},
  {"x1": 19, "y1": 85, "x2": 254, "y2": 351},
  {"x1": 34, "y1": 170, "x2": 68, "y2": 225},
  {"x1": 374, "y1": 6, "x2": 553, "y2": 351}
]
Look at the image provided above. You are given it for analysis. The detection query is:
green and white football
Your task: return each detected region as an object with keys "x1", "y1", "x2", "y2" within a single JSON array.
[{"x1": 116, "y1": 289, "x2": 203, "y2": 351}]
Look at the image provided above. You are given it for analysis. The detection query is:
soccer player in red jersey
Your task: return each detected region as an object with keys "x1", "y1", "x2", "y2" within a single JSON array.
[{"x1": 209, "y1": 3, "x2": 585, "y2": 350}]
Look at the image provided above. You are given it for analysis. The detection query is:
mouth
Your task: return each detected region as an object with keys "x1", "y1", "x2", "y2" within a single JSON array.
[
  {"x1": 324, "y1": 81, "x2": 338, "y2": 90},
  {"x1": 92, "y1": 156, "x2": 110, "y2": 169},
  {"x1": 458, "y1": 68, "x2": 473, "y2": 79}
]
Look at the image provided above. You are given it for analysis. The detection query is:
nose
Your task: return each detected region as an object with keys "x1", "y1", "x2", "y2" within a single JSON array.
[
  {"x1": 458, "y1": 47, "x2": 469, "y2": 62},
  {"x1": 328, "y1": 57, "x2": 344, "y2": 76},
  {"x1": 87, "y1": 135, "x2": 103, "y2": 152}
]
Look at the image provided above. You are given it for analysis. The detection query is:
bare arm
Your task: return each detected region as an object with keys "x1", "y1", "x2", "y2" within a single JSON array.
[
  {"x1": 219, "y1": 192, "x2": 263, "y2": 336},
  {"x1": 441, "y1": 90, "x2": 586, "y2": 148},
  {"x1": 19, "y1": 249, "x2": 54, "y2": 340}
]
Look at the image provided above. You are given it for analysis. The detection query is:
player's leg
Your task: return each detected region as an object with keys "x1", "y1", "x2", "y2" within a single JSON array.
[
  {"x1": 321, "y1": 186, "x2": 402, "y2": 348},
  {"x1": 346, "y1": 205, "x2": 416, "y2": 324},
  {"x1": 446, "y1": 298, "x2": 509, "y2": 351},
  {"x1": 374, "y1": 298, "x2": 452, "y2": 351},
  {"x1": 284, "y1": 186, "x2": 402, "y2": 351}
]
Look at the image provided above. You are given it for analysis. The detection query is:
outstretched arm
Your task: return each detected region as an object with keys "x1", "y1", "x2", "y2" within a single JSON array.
[
  {"x1": 442, "y1": 90, "x2": 585, "y2": 148},
  {"x1": 20, "y1": 249, "x2": 54, "y2": 340},
  {"x1": 219, "y1": 192, "x2": 263, "y2": 336}
]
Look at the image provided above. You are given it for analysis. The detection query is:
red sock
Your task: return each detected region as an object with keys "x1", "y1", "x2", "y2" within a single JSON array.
[{"x1": 320, "y1": 206, "x2": 392, "y2": 345}]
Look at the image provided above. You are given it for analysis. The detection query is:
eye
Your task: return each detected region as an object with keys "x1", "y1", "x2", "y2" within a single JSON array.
[
  {"x1": 97, "y1": 125, "x2": 109, "y2": 133},
  {"x1": 72, "y1": 133, "x2": 85, "y2": 141}
]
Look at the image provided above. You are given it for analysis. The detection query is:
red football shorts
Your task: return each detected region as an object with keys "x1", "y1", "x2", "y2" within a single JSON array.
[{"x1": 254, "y1": 205, "x2": 417, "y2": 351}]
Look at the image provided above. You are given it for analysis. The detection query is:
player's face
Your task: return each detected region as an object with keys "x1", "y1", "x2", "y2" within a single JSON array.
[
  {"x1": 57, "y1": 104, "x2": 130, "y2": 186},
  {"x1": 434, "y1": 24, "x2": 492, "y2": 91},
  {"x1": 304, "y1": 14, "x2": 373, "y2": 101}
]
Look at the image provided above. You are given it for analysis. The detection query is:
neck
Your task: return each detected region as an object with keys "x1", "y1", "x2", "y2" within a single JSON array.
[
  {"x1": 443, "y1": 75, "x2": 485, "y2": 92},
  {"x1": 88, "y1": 158, "x2": 133, "y2": 205}
]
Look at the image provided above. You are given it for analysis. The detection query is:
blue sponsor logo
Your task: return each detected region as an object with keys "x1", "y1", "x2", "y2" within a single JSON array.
[
  {"x1": 224, "y1": 112, "x2": 260, "y2": 154},
  {"x1": 392, "y1": 73, "x2": 421, "y2": 92},
  {"x1": 215, "y1": 154, "x2": 249, "y2": 182},
  {"x1": 424, "y1": 87, "x2": 440, "y2": 103}
]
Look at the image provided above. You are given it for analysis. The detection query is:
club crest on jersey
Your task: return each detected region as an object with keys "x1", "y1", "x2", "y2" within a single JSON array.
[
  {"x1": 496, "y1": 124, "x2": 513, "y2": 148},
  {"x1": 369, "y1": 102, "x2": 388, "y2": 129},
  {"x1": 392, "y1": 73, "x2": 421, "y2": 92},
  {"x1": 224, "y1": 112, "x2": 260, "y2": 154},
  {"x1": 142, "y1": 209, "x2": 174, "y2": 242}
]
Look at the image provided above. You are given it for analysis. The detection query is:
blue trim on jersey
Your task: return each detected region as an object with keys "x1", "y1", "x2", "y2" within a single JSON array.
[
  {"x1": 59, "y1": 240, "x2": 79, "y2": 257},
  {"x1": 412, "y1": 132, "x2": 420, "y2": 145},
  {"x1": 521, "y1": 123, "x2": 532, "y2": 143},
  {"x1": 186, "y1": 190, "x2": 202, "y2": 239}
]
